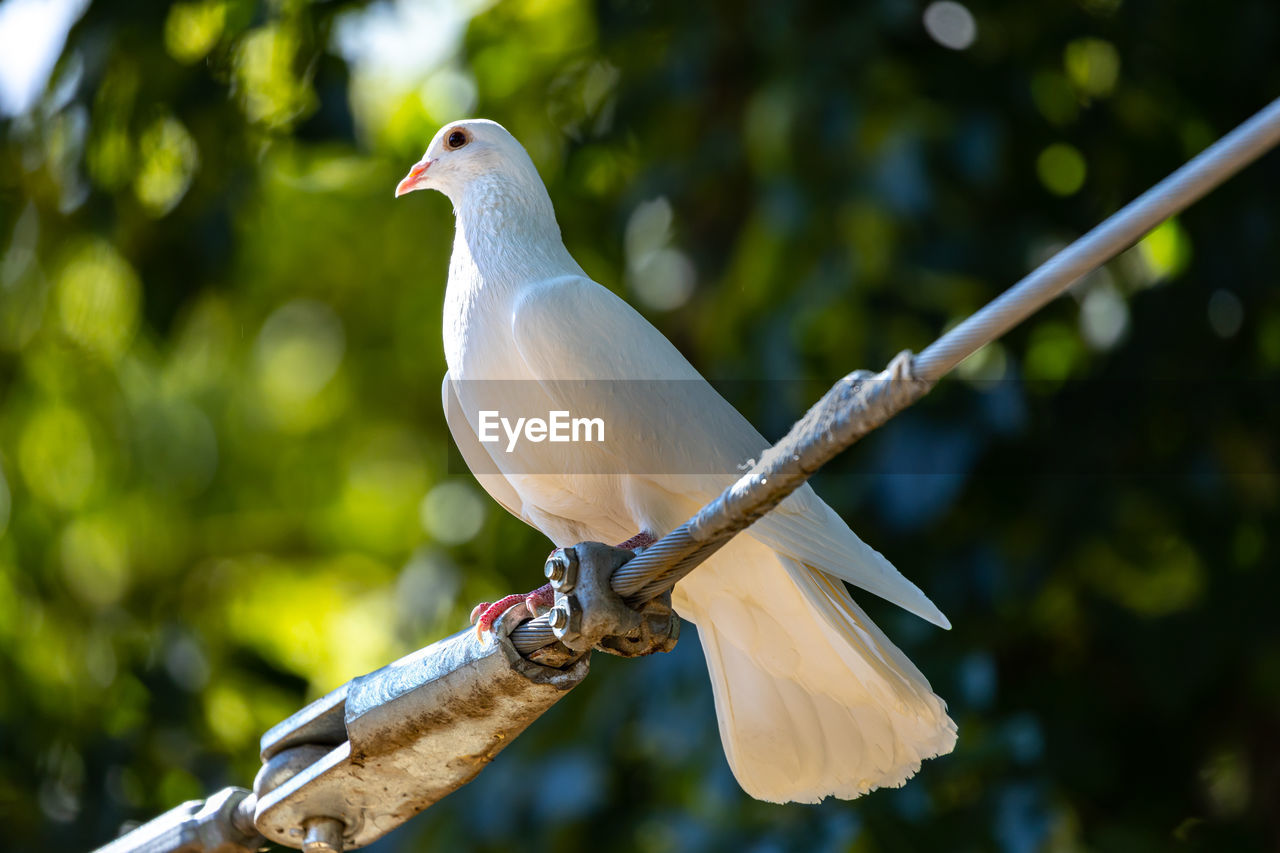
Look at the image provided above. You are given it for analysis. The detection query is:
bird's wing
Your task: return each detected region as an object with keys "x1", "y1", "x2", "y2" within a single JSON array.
[
  {"x1": 508, "y1": 275, "x2": 948, "y2": 628},
  {"x1": 508, "y1": 274, "x2": 764, "y2": 477},
  {"x1": 749, "y1": 499, "x2": 951, "y2": 629},
  {"x1": 442, "y1": 371, "x2": 525, "y2": 520}
]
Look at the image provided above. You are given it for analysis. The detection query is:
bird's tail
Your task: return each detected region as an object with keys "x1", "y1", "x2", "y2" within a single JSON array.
[{"x1": 672, "y1": 539, "x2": 957, "y2": 803}]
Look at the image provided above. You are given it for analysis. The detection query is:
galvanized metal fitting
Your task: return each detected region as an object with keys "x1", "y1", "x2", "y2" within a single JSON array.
[
  {"x1": 302, "y1": 816, "x2": 345, "y2": 852},
  {"x1": 544, "y1": 547, "x2": 579, "y2": 591},
  {"x1": 547, "y1": 603, "x2": 570, "y2": 630},
  {"x1": 594, "y1": 590, "x2": 680, "y2": 659},
  {"x1": 253, "y1": 621, "x2": 589, "y2": 850},
  {"x1": 91, "y1": 786, "x2": 264, "y2": 853},
  {"x1": 255, "y1": 745, "x2": 332, "y2": 799},
  {"x1": 550, "y1": 542, "x2": 679, "y2": 655}
]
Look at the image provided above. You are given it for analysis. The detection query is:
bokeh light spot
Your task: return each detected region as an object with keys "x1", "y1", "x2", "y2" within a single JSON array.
[
  {"x1": 1081, "y1": 535, "x2": 1204, "y2": 616},
  {"x1": 36, "y1": 741, "x2": 84, "y2": 823},
  {"x1": 419, "y1": 66, "x2": 478, "y2": 124},
  {"x1": 164, "y1": 634, "x2": 211, "y2": 692},
  {"x1": 232, "y1": 24, "x2": 315, "y2": 129},
  {"x1": 156, "y1": 768, "x2": 202, "y2": 809},
  {"x1": 1201, "y1": 748, "x2": 1250, "y2": 817},
  {"x1": 254, "y1": 299, "x2": 347, "y2": 430},
  {"x1": 1036, "y1": 143, "x2": 1086, "y2": 196},
  {"x1": 163, "y1": 0, "x2": 225, "y2": 65},
  {"x1": 85, "y1": 62, "x2": 139, "y2": 190},
  {"x1": 55, "y1": 238, "x2": 141, "y2": 360},
  {"x1": 923, "y1": 2, "x2": 977, "y2": 51},
  {"x1": 1079, "y1": 281, "x2": 1129, "y2": 350},
  {"x1": 60, "y1": 515, "x2": 130, "y2": 608},
  {"x1": 87, "y1": 124, "x2": 133, "y2": 191},
  {"x1": 397, "y1": 549, "x2": 460, "y2": 630},
  {"x1": 205, "y1": 683, "x2": 255, "y2": 746},
  {"x1": 1207, "y1": 290, "x2": 1244, "y2": 338},
  {"x1": 19, "y1": 405, "x2": 96, "y2": 510},
  {"x1": 1025, "y1": 322, "x2": 1087, "y2": 382},
  {"x1": 419, "y1": 480, "x2": 486, "y2": 545},
  {"x1": 1064, "y1": 38, "x2": 1120, "y2": 98},
  {"x1": 1134, "y1": 218, "x2": 1192, "y2": 284},
  {"x1": 1259, "y1": 313, "x2": 1280, "y2": 369},
  {"x1": 625, "y1": 198, "x2": 696, "y2": 311},
  {"x1": 133, "y1": 115, "x2": 199, "y2": 217}
]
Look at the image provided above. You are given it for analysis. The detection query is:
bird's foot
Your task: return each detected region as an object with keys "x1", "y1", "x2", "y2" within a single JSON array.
[
  {"x1": 469, "y1": 583, "x2": 555, "y2": 641},
  {"x1": 617, "y1": 532, "x2": 657, "y2": 551},
  {"x1": 468, "y1": 536, "x2": 654, "y2": 642}
]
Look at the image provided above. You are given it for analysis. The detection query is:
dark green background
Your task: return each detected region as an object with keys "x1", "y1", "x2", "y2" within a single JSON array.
[{"x1": 2, "y1": 0, "x2": 1278, "y2": 850}]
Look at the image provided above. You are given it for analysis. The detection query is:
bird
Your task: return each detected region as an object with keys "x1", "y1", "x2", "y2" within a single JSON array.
[{"x1": 395, "y1": 118, "x2": 957, "y2": 803}]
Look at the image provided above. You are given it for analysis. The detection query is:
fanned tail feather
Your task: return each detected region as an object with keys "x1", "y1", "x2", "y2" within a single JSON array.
[{"x1": 673, "y1": 541, "x2": 956, "y2": 803}]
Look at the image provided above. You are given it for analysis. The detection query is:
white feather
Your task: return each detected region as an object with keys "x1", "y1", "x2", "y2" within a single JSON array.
[{"x1": 409, "y1": 118, "x2": 957, "y2": 802}]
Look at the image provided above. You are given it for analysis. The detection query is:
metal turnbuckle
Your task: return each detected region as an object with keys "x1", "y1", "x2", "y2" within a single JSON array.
[
  {"x1": 249, "y1": 541, "x2": 677, "y2": 851},
  {"x1": 93, "y1": 786, "x2": 263, "y2": 853},
  {"x1": 94, "y1": 541, "x2": 678, "y2": 852}
]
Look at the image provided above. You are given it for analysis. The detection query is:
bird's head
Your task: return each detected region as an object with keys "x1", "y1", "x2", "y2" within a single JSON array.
[{"x1": 395, "y1": 119, "x2": 541, "y2": 203}]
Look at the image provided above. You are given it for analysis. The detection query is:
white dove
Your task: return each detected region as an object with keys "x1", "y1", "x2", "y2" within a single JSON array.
[{"x1": 396, "y1": 119, "x2": 956, "y2": 803}]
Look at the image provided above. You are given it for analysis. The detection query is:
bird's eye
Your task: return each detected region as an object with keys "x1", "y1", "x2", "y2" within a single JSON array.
[{"x1": 445, "y1": 129, "x2": 469, "y2": 150}]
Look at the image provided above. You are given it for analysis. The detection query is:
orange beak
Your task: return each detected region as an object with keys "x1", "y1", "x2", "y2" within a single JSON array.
[{"x1": 395, "y1": 159, "x2": 433, "y2": 197}]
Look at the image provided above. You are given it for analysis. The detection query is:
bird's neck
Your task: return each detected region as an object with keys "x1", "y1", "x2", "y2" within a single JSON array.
[{"x1": 449, "y1": 175, "x2": 580, "y2": 292}]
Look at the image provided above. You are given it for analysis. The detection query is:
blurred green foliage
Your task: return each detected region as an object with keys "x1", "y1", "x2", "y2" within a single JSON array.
[{"x1": 1, "y1": 0, "x2": 1278, "y2": 850}]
